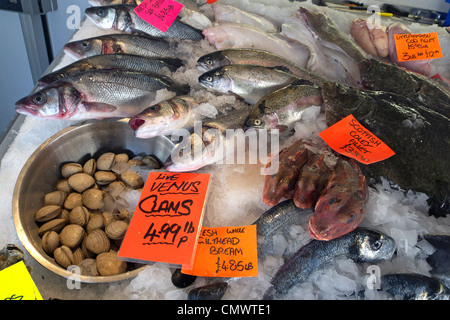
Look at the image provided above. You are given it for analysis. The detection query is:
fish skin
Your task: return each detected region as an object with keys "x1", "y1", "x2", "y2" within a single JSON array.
[
  {"x1": 63, "y1": 34, "x2": 179, "y2": 60},
  {"x1": 252, "y1": 199, "x2": 313, "y2": 259},
  {"x1": 262, "y1": 139, "x2": 311, "y2": 206},
  {"x1": 85, "y1": 5, "x2": 203, "y2": 41},
  {"x1": 264, "y1": 227, "x2": 396, "y2": 298},
  {"x1": 309, "y1": 156, "x2": 368, "y2": 241},
  {"x1": 360, "y1": 59, "x2": 450, "y2": 119},
  {"x1": 129, "y1": 96, "x2": 198, "y2": 138},
  {"x1": 15, "y1": 70, "x2": 189, "y2": 120},
  {"x1": 244, "y1": 81, "x2": 323, "y2": 132},
  {"x1": 321, "y1": 81, "x2": 450, "y2": 217},
  {"x1": 198, "y1": 64, "x2": 300, "y2": 104},
  {"x1": 380, "y1": 273, "x2": 450, "y2": 300},
  {"x1": 293, "y1": 153, "x2": 332, "y2": 209},
  {"x1": 202, "y1": 23, "x2": 311, "y2": 69},
  {"x1": 188, "y1": 282, "x2": 228, "y2": 300},
  {"x1": 38, "y1": 54, "x2": 183, "y2": 88},
  {"x1": 196, "y1": 48, "x2": 325, "y2": 85}
]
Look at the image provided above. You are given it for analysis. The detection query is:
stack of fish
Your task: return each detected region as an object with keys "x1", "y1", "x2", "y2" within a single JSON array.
[{"x1": 12, "y1": 1, "x2": 450, "y2": 300}]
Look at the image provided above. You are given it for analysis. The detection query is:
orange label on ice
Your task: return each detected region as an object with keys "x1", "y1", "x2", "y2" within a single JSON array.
[
  {"x1": 118, "y1": 172, "x2": 210, "y2": 267},
  {"x1": 181, "y1": 225, "x2": 258, "y2": 277},
  {"x1": 394, "y1": 32, "x2": 443, "y2": 62},
  {"x1": 319, "y1": 114, "x2": 395, "y2": 164},
  {"x1": 134, "y1": 0, "x2": 183, "y2": 33}
]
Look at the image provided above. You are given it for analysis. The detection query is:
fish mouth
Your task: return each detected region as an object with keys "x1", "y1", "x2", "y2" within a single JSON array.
[
  {"x1": 129, "y1": 117, "x2": 145, "y2": 131},
  {"x1": 63, "y1": 46, "x2": 83, "y2": 60},
  {"x1": 15, "y1": 99, "x2": 38, "y2": 117}
]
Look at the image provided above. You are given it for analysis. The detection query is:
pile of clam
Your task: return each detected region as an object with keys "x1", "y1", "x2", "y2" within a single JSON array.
[{"x1": 34, "y1": 151, "x2": 161, "y2": 277}]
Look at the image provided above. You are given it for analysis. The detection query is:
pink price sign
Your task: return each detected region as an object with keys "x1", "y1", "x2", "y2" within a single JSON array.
[{"x1": 134, "y1": 0, "x2": 183, "y2": 33}]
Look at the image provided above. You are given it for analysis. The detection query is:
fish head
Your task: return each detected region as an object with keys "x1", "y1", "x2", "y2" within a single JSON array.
[
  {"x1": 351, "y1": 227, "x2": 396, "y2": 263},
  {"x1": 85, "y1": 6, "x2": 117, "y2": 29},
  {"x1": 64, "y1": 39, "x2": 103, "y2": 60},
  {"x1": 244, "y1": 111, "x2": 280, "y2": 132},
  {"x1": 198, "y1": 68, "x2": 232, "y2": 93},
  {"x1": 15, "y1": 83, "x2": 82, "y2": 119},
  {"x1": 196, "y1": 52, "x2": 231, "y2": 72}
]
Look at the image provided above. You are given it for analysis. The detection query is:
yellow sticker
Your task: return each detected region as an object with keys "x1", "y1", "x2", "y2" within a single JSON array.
[{"x1": 0, "y1": 261, "x2": 43, "y2": 300}]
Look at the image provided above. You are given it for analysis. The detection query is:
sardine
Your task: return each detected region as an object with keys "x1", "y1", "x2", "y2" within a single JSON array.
[
  {"x1": 202, "y1": 23, "x2": 310, "y2": 69},
  {"x1": 309, "y1": 156, "x2": 368, "y2": 241},
  {"x1": 196, "y1": 48, "x2": 324, "y2": 85},
  {"x1": 198, "y1": 65, "x2": 300, "y2": 104},
  {"x1": 85, "y1": 5, "x2": 203, "y2": 41},
  {"x1": 64, "y1": 34, "x2": 179, "y2": 60},
  {"x1": 264, "y1": 227, "x2": 396, "y2": 299},
  {"x1": 380, "y1": 273, "x2": 450, "y2": 300},
  {"x1": 129, "y1": 96, "x2": 198, "y2": 138},
  {"x1": 243, "y1": 81, "x2": 323, "y2": 132},
  {"x1": 38, "y1": 54, "x2": 183, "y2": 88},
  {"x1": 321, "y1": 81, "x2": 450, "y2": 217},
  {"x1": 15, "y1": 70, "x2": 189, "y2": 120},
  {"x1": 252, "y1": 199, "x2": 313, "y2": 259}
]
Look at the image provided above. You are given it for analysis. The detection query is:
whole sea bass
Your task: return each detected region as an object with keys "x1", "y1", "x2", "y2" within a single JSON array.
[
  {"x1": 321, "y1": 81, "x2": 450, "y2": 217},
  {"x1": 264, "y1": 227, "x2": 396, "y2": 299},
  {"x1": 38, "y1": 54, "x2": 183, "y2": 88},
  {"x1": 64, "y1": 34, "x2": 180, "y2": 60},
  {"x1": 15, "y1": 70, "x2": 189, "y2": 120},
  {"x1": 198, "y1": 65, "x2": 300, "y2": 104},
  {"x1": 85, "y1": 5, "x2": 203, "y2": 41}
]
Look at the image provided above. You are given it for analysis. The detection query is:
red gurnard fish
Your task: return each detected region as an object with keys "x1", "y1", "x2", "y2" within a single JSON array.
[{"x1": 309, "y1": 156, "x2": 368, "y2": 241}]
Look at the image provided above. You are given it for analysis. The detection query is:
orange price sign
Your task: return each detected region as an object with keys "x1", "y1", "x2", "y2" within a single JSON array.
[
  {"x1": 319, "y1": 114, "x2": 395, "y2": 164},
  {"x1": 182, "y1": 225, "x2": 258, "y2": 277},
  {"x1": 118, "y1": 172, "x2": 210, "y2": 267},
  {"x1": 394, "y1": 32, "x2": 443, "y2": 62}
]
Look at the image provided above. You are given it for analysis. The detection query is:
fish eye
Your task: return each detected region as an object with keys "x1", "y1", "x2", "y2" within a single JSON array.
[
  {"x1": 81, "y1": 41, "x2": 90, "y2": 48},
  {"x1": 206, "y1": 76, "x2": 213, "y2": 82},
  {"x1": 59, "y1": 73, "x2": 65, "y2": 78},
  {"x1": 97, "y1": 8, "x2": 107, "y2": 17},
  {"x1": 149, "y1": 105, "x2": 160, "y2": 112},
  {"x1": 33, "y1": 93, "x2": 46, "y2": 105},
  {"x1": 371, "y1": 240, "x2": 382, "y2": 251},
  {"x1": 206, "y1": 59, "x2": 213, "y2": 65},
  {"x1": 254, "y1": 119, "x2": 261, "y2": 126}
]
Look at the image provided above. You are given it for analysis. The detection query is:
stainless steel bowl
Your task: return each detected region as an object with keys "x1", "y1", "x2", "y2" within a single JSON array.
[{"x1": 12, "y1": 120, "x2": 175, "y2": 283}]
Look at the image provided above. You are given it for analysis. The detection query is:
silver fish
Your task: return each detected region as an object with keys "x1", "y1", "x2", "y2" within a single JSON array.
[
  {"x1": 38, "y1": 53, "x2": 183, "y2": 88},
  {"x1": 15, "y1": 70, "x2": 189, "y2": 120},
  {"x1": 198, "y1": 65, "x2": 300, "y2": 104},
  {"x1": 85, "y1": 5, "x2": 203, "y2": 41},
  {"x1": 64, "y1": 34, "x2": 179, "y2": 60},
  {"x1": 264, "y1": 227, "x2": 395, "y2": 299}
]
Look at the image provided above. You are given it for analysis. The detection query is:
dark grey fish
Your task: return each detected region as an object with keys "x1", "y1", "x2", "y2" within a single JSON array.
[
  {"x1": 188, "y1": 282, "x2": 228, "y2": 300},
  {"x1": 38, "y1": 54, "x2": 183, "y2": 88},
  {"x1": 380, "y1": 273, "x2": 450, "y2": 300},
  {"x1": 0, "y1": 244, "x2": 24, "y2": 271},
  {"x1": 424, "y1": 235, "x2": 450, "y2": 289},
  {"x1": 321, "y1": 81, "x2": 450, "y2": 217},
  {"x1": 85, "y1": 5, "x2": 203, "y2": 41},
  {"x1": 264, "y1": 227, "x2": 395, "y2": 299}
]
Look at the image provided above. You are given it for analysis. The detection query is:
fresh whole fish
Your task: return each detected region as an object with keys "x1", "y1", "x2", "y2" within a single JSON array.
[
  {"x1": 202, "y1": 23, "x2": 310, "y2": 69},
  {"x1": 252, "y1": 199, "x2": 313, "y2": 259},
  {"x1": 350, "y1": 18, "x2": 389, "y2": 58},
  {"x1": 196, "y1": 48, "x2": 324, "y2": 85},
  {"x1": 386, "y1": 22, "x2": 431, "y2": 76},
  {"x1": 38, "y1": 54, "x2": 183, "y2": 88},
  {"x1": 129, "y1": 96, "x2": 198, "y2": 138},
  {"x1": 64, "y1": 34, "x2": 180, "y2": 60},
  {"x1": 309, "y1": 156, "x2": 368, "y2": 241},
  {"x1": 15, "y1": 70, "x2": 189, "y2": 120},
  {"x1": 263, "y1": 227, "x2": 396, "y2": 299},
  {"x1": 360, "y1": 59, "x2": 450, "y2": 119},
  {"x1": 321, "y1": 81, "x2": 450, "y2": 217},
  {"x1": 243, "y1": 80, "x2": 323, "y2": 132},
  {"x1": 380, "y1": 273, "x2": 450, "y2": 300},
  {"x1": 211, "y1": 3, "x2": 279, "y2": 33},
  {"x1": 198, "y1": 64, "x2": 301, "y2": 104},
  {"x1": 85, "y1": 5, "x2": 203, "y2": 41}
]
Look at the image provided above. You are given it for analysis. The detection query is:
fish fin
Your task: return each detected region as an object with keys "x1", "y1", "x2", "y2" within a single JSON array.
[
  {"x1": 290, "y1": 79, "x2": 315, "y2": 86},
  {"x1": 83, "y1": 102, "x2": 117, "y2": 112}
]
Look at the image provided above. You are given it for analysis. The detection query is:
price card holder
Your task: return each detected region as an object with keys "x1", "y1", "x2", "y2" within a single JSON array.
[
  {"x1": 0, "y1": 261, "x2": 43, "y2": 300},
  {"x1": 394, "y1": 32, "x2": 443, "y2": 62},
  {"x1": 319, "y1": 114, "x2": 395, "y2": 164},
  {"x1": 182, "y1": 225, "x2": 258, "y2": 278},
  {"x1": 134, "y1": 0, "x2": 183, "y2": 33},
  {"x1": 118, "y1": 172, "x2": 210, "y2": 268}
]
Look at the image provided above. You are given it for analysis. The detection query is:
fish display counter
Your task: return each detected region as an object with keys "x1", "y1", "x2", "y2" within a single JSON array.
[{"x1": 1, "y1": 0, "x2": 450, "y2": 301}]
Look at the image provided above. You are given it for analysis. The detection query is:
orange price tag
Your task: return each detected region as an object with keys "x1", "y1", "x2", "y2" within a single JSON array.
[
  {"x1": 394, "y1": 32, "x2": 443, "y2": 62},
  {"x1": 319, "y1": 114, "x2": 395, "y2": 164},
  {"x1": 118, "y1": 172, "x2": 210, "y2": 267},
  {"x1": 134, "y1": 0, "x2": 183, "y2": 33},
  {"x1": 207, "y1": 0, "x2": 218, "y2": 3},
  {"x1": 181, "y1": 225, "x2": 258, "y2": 277}
]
